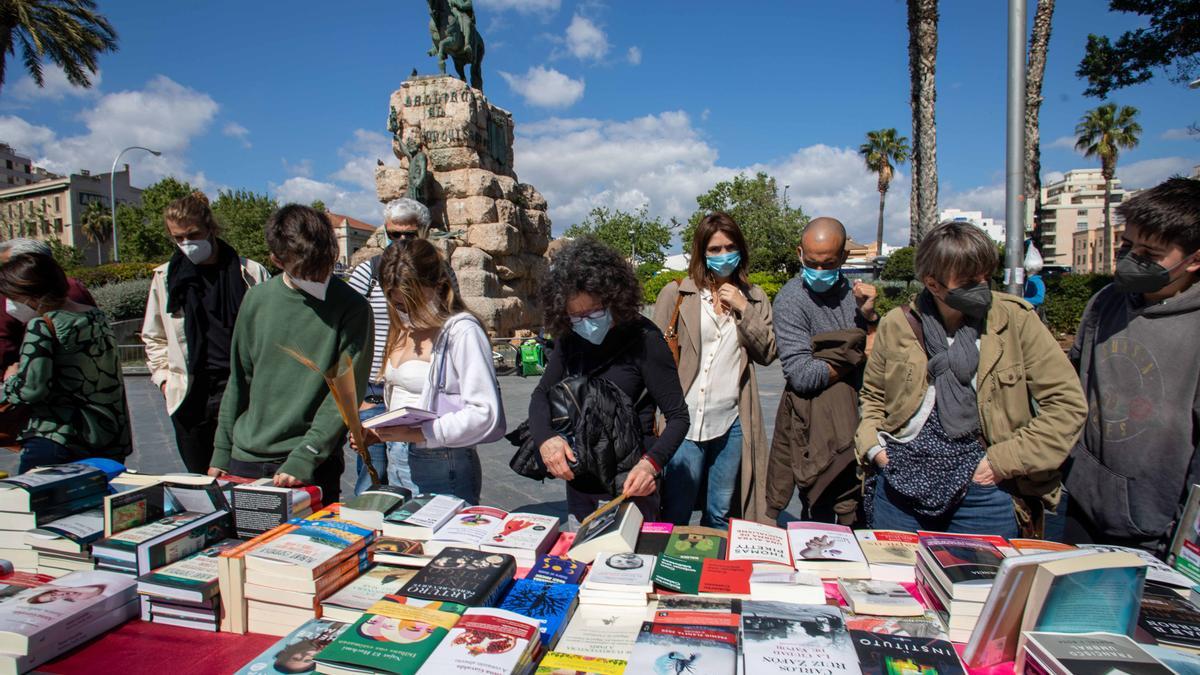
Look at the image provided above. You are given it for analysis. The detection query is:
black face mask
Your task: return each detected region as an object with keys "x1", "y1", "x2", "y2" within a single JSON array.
[
  {"x1": 943, "y1": 281, "x2": 992, "y2": 319},
  {"x1": 1113, "y1": 250, "x2": 1195, "y2": 295}
]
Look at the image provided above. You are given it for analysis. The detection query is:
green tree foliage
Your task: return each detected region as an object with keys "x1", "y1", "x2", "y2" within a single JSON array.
[
  {"x1": 859, "y1": 128, "x2": 910, "y2": 252},
  {"x1": 212, "y1": 189, "x2": 278, "y2": 268},
  {"x1": 79, "y1": 201, "x2": 110, "y2": 263},
  {"x1": 310, "y1": 199, "x2": 327, "y2": 213},
  {"x1": 1077, "y1": 0, "x2": 1200, "y2": 98},
  {"x1": 1075, "y1": 103, "x2": 1141, "y2": 273},
  {"x1": 642, "y1": 270, "x2": 687, "y2": 305},
  {"x1": 116, "y1": 176, "x2": 193, "y2": 263},
  {"x1": 47, "y1": 239, "x2": 83, "y2": 268},
  {"x1": 685, "y1": 172, "x2": 808, "y2": 275},
  {"x1": 1043, "y1": 274, "x2": 1112, "y2": 334},
  {"x1": 880, "y1": 247, "x2": 917, "y2": 282},
  {"x1": 0, "y1": 0, "x2": 117, "y2": 96},
  {"x1": 564, "y1": 206, "x2": 672, "y2": 266}
]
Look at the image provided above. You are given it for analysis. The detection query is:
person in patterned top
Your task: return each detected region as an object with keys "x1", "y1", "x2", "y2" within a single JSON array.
[{"x1": 0, "y1": 253, "x2": 131, "y2": 472}]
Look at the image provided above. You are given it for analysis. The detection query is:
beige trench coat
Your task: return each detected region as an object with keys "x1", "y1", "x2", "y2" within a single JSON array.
[{"x1": 652, "y1": 277, "x2": 777, "y2": 523}]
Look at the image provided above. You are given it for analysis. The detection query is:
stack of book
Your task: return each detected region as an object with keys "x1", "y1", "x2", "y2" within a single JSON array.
[
  {"x1": 399, "y1": 547, "x2": 517, "y2": 608},
  {"x1": 0, "y1": 464, "x2": 108, "y2": 573},
  {"x1": 242, "y1": 517, "x2": 375, "y2": 635},
  {"x1": 626, "y1": 620, "x2": 739, "y2": 673},
  {"x1": 91, "y1": 510, "x2": 231, "y2": 577},
  {"x1": 372, "y1": 535, "x2": 435, "y2": 568},
  {"x1": 499, "y1": 578, "x2": 579, "y2": 648},
  {"x1": 382, "y1": 494, "x2": 466, "y2": 540},
  {"x1": 478, "y1": 512, "x2": 561, "y2": 570},
  {"x1": 417, "y1": 607, "x2": 544, "y2": 674},
  {"x1": 741, "y1": 601, "x2": 860, "y2": 675},
  {"x1": 855, "y1": 529, "x2": 920, "y2": 582},
  {"x1": 319, "y1": 564, "x2": 418, "y2": 623},
  {"x1": 787, "y1": 521, "x2": 871, "y2": 578},
  {"x1": 315, "y1": 595, "x2": 467, "y2": 674},
  {"x1": 553, "y1": 603, "x2": 646, "y2": 666},
  {"x1": 229, "y1": 479, "x2": 322, "y2": 539},
  {"x1": 0, "y1": 570, "x2": 138, "y2": 675},
  {"x1": 839, "y1": 579, "x2": 925, "y2": 616},
  {"x1": 1020, "y1": 632, "x2": 1172, "y2": 675},
  {"x1": 524, "y1": 555, "x2": 586, "y2": 586},
  {"x1": 24, "y1": 508, "x2": 103, "y2": 578},
  {"x1": 579, "y1": 552, "x2": 655, "y2": 606},
  {"x1": 915, "y1": 533, "x2": 1006, "y2": 642},
  {"x1": 1137, "y1": 587, "x2": 1200, "y2": 654},
  {"x1": 136, "y1": 539, "x2": 240, "y2": 631},
  {"x1": 338, "y1": 485, "x2": 413, "y2": 531}
]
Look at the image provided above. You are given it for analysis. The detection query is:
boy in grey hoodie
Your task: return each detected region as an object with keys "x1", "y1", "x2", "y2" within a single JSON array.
[{"x1": 1065, "y1": 177, "x2": 1200, "y2": 554}]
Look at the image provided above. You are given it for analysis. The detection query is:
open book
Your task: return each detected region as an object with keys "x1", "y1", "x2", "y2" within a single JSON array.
[{"x1": 363, "y1": 406, "x2": 438, "y2": 429}]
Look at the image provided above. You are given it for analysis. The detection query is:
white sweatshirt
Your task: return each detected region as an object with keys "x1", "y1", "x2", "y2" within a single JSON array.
[{"x1": 413, "y1": 313, "x2": 506, "y2": 448}]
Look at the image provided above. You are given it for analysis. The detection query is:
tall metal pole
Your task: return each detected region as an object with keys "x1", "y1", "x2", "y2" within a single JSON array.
[
  {"x1": 1005, "y1": 0, "x2": 1027, "y2": 295},
  {"x1": 109, "y1": 146, "x2": 160, "y2": 263}
]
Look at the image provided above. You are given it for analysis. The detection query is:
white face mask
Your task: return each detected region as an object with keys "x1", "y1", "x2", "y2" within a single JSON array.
[
  {"x1": 6, "y1": 298, "x2": 37, "y2": 323},
  {"x1": 286, "y1": 273, "x2": 332, "y2": 301},
  {"x1": 178, "y1": 237, "x2": 213, "y2": 265}
]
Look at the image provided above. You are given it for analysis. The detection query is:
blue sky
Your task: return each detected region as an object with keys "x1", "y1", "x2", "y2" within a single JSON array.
[{"x1": 0, "y1": 0, "x2": 1196, "y2": 247}]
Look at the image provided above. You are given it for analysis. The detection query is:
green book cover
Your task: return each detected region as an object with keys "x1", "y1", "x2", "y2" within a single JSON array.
[
  {"x1": 665, "y1": 527, "x2": 727, "y2": 561},
  {"x1": 652, "y1": 554, "x2": 703, "y2": 594},
  {"x1": 315, "y1": 597, "x2": 465, "y2": 673}
]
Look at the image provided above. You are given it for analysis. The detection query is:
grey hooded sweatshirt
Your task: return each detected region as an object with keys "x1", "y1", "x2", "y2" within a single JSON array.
[{"x1": 1066, "y1": 281, "x2": 1200, "y2": 550}]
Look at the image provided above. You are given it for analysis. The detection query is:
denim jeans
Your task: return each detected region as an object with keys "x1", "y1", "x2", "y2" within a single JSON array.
[
  {"x1": 19, "y1": 437, "x2": 89, "y2": 474},
  {"x1": 661, "y1": 418, "x2": 743, "y2": 528},
  {"x1": 871, "y1": 473, "x2": 1019, "y2": 539},
  {"x1": 354, "y1": 388, "x2": 389, "y2": 496},
  {"x1": 391, "y1": 443, "x2": 482, "y2": 505}
]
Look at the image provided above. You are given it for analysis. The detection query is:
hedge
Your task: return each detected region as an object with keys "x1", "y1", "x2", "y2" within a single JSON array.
[
  {"x1": 91, "y1": 278, "x2": 153, "y2": 323},
  {"x1": 642, "y1": 270, "x2": 688, "y2": 305},
  {"x1": 69, "y1": 262, "x2": 158, "y2": 289},
  {"x1": 1043, "y1": 274, "x2": 1111, "y2": 334}
]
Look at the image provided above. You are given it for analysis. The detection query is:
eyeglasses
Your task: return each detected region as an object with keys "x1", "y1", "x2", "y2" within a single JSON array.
[
  {"x1": 387, "y1": 230, "x2": 419, "y2": 241},
  {"x1": 568, "y1": 308, "x2": 606, "y2": 325}
]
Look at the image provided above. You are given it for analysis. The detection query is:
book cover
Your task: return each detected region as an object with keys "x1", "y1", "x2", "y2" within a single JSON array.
[
  {"x1": 571, "y1": 502, "x2": 635, "y2": 552},
  {"x1": 856, "y1": 530, "x2": 920, "y2": 566},
  {"x1": 555, "y1": 606, "x2": 645, "y2": 660},
  {"x1": 26, "y1": 509, "x2": 104, "y2": 550},
  {"x1": 652, "y1": 610, "x2": 741, "y2": 628},
  {"x1": 526, "y1": 555, "x2": 586, "y2": 585},
  {"x1": 0, "y1": 572, "x2": 54, "y2": 600},
  {"x1": 385, "y1": 494, "x2": 464, "y2": 530},
  {"x1": 1029, "y1": 565, "x2": 1145, "y2": 635},
  {"x1": 698, "y1": 559, "x2": 753, "y2": 596},
  {"x1": 245, "y1": 519, "x2": 373, "y2": 575},
  {"x1": 0, "y1": 463, "x2": 106, "y2": 511},
  {"x1": 586, "y1": 552, "x2": 655, "y2": 589},
  {"x1": 232, "y1": 483, "x2": 318, "y2": 540},
  {"x1": 315, "y1": 597, "x2": 465, "y2": 674},
  {"x1": 1010, "y1": 539, "x2": 1077, "y2": 555},
  {"x1": 0, "y1": 570, "x2": 136, "y2": 656},
  {"x1": 741, "y1": 601, "x2": 861, "y2": 675},
  {"x1": 374, "y1": 536, "x2": 432, "y2": 566},
  {"x1": 322, "y1": 565, "x2": 419, "y2": 615},
  {"x1": 137, "y1": 539, "x2": 240, "y2": 601},
  {"x1": 535, "y1": 652, "x2": 626, "y2": 675},
  {"x1": 233, "y1": 618, "x2": 349, "y2": 675},
  {"x1": 654, "y1": 594, "x2": 742, "y2": 614},
  {"x1": 788, "y1": 522, "x2": 868, "y2": 564},
  {"x1": 1081, "y1": 543, "x2": 1196, "y2": 588},
  {"x1": 651, "y1": 554, "x2": 702, "y2": 595},
  {"x1": 430, "y1": 506, "x2": 507, "y2": 547},
  {"x1": 94, "y1": 511, "x2": 208, "y2": 555},
  {"x1": 843, "y1": 611, "x2": 948, "y2": 639},
  {"x1": 400, "y1": 547, "x2": 517, "y2": 607},
  {"x1": 498, "y1": 579, "x2": 579, "y2": 648},
  {"x1": 385, "y1": 494, "x2": 435, "y2": 523},
  {"x1": 417, "y1": 607, "x2": 541, "y2": 674},
  {"x1": 1025, "y1": 632, "x2": 1173, "y2": 675},
  {"x1": 484, "y1": 512, "x2": 558, "y2": 551},
  {"x1": 624, "y1": 621, "x2": 738, "y2": 675},
  {"x1": 138, "y1": 509, "x2": 231, "y2": 574},
  {"x1": 664, "y1": 526, "x2": 727, "y2": 561},
  {"x1": 727, "y1": 519, "x2": 792, "y2": 567},
  {"x1": 851, "y1": 629, "x2": 966, "y2": 675},
  {"x1": 839, "y1": 580, "x2": 924, "y2": 616},
  {"x1": 918, "y1": 535, "x2": 1004, "y2": 586},
  {"x1": 1138, "y1": 588, "x2": 1200, "y2": 650},
  {"x1": 634, "y1": 522, "x2": 674, "y2": 556}
]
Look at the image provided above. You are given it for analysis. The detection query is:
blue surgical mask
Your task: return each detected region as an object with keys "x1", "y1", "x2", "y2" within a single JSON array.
[
  {"x1": 706, "y1": 251, "x2": 741, "y2": 278},
  {"x1": 802, "y1": 266, "x2": 841, "y2": 293},
  {"x1": 571, "y1": 308, "x2": 613, "y2": 345}
]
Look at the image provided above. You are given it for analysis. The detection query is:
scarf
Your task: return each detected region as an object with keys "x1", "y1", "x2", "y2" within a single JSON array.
[
  {"x1": 166, "y1": 238, "x2": 247, "y2": 373},
  {"x1": 916, "y1": 289, "x2": 982, "y2": 440}
]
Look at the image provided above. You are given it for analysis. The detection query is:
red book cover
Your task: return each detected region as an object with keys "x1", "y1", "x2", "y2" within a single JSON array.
[
  {"x1": 646, "y1": 622, "x2": 739, "y2": 647},
  {"x1": 548, "y1": 531, "x2": 575, "y2": 557},
  {"x1": 654, "y1": 610, "x2": 741, "y2": 628},
  {"x1": 698, "y1": 559, "x2": 752, "y2": 595},
  {"x1": 917, "y1": 530, "x2": 1012, "y2": 554}
]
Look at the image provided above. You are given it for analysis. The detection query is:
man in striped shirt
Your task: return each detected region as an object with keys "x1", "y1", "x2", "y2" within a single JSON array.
[{"x1": 347, "y1": 197, "x2": 433, "y2": 494}]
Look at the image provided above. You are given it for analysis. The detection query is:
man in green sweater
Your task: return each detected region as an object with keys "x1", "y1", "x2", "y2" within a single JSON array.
[{"x1": 208, "y1": 205, "x2": 372, "y2": 503}]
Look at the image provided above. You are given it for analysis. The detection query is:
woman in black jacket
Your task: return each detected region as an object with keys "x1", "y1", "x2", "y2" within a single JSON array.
[{"x1": 529, "y1": 238, "x2": 690, "y2": 525}]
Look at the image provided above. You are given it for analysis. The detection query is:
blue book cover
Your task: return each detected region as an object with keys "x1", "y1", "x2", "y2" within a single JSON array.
[
  {"x1": 1033, "y1": 565, "x2": 1146, "y2": 635},
  {"x1": 526, "y1": 555, "x2": 586, "y2": 585},
  {"x1": 234, "y1": 618, "x2": 350, "y2": 674},
  {"x1": 498, "y1": 579, "x2": 579, "y2": 648}
]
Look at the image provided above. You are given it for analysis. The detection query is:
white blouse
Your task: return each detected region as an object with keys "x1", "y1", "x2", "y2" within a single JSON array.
[{"x1": 683, "y1": 288, "x2": 742, "y2": 442}]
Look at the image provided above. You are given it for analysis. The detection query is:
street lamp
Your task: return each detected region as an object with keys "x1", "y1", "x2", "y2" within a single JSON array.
[
  {"x1": 783, "y1": 184, "x2": 790, "y2": 208},
  {"x1": 110, "y1": 146, "x2": 161, "y2": 263}
]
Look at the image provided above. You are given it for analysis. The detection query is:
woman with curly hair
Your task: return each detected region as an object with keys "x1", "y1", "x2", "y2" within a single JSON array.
[{"x1": 529, "y1": 237, "x2": 689, "y2": 523}]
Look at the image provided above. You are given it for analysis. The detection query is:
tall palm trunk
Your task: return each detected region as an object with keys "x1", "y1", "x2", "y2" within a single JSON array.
[
  {"x1": 907, "y1": 0, "x2": 938, "y2": 245},
  {"x1": 876, "y1": 189, "x2": 887, "y2": 254},
  {"x1": 1024, "y1": 0, "x2": 1055, "y2": 247},
  {"x1": 1102, "y1": 164, "x2": 1114, "y2": 273}
]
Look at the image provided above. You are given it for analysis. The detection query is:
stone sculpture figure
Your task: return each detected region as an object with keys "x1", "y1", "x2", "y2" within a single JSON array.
[
  {"x1": 400, "y1": 133, "x2": 430, "y2": 207},
  {"x1": 426, "y1": 0, "x2": 485, "y2": 91}
]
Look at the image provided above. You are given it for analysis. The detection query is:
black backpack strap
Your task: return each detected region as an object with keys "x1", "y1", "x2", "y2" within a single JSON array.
[
  {"x1": 365, "y1": 254, "x2": 382, "y2": 297},
  {"x1": 900, "y1": 305, "x2": 926, "y2": 353}
]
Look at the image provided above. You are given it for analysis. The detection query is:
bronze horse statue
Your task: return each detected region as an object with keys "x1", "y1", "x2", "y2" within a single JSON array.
[{"x1": 428, "y1": 0, "x2": 485, "y2": 91}]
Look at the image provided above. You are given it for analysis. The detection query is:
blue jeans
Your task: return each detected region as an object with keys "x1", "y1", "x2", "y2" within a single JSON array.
[
  {"x1": 871, "y1": 473, "x2": 1019, "y2": 539},
  {"x1": 391, "y1": 443, "x2": 481, "y2": 505},
  {"x1": 353, "y1": 386, "x2": 390, "y2": 496},
  {"x1": 661, "y1": 418, "x2": 743, "y2": 528},
  {"x1": 19, "y1": 437, "x2": 90, "y2": 474}
]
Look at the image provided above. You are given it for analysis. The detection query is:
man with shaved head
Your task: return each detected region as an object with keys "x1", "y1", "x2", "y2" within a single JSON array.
[{"x1": 766, "y1": 217, "x2": 877, "y2": 525}]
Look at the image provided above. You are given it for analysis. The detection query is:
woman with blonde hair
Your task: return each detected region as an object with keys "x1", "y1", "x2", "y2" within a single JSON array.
[
  {"x1": 142, "y1": 191, "x2": 270, "y2": 473},
  {"x1": 360, "y1": 239, "x2": 504, "y2": 503}
]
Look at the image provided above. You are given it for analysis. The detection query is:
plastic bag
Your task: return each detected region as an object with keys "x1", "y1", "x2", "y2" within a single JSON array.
[{"x1": 1024, "y1": 244, "x2": 1044, "y2": 275}]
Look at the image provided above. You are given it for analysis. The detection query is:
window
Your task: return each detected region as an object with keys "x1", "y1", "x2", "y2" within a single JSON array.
[
  {"x1": 54, "y1": 218, "x2": 62, "y2": 233},
  {"x1": 1077, "y1": 209, "x2": 1089, "y2": 216},
  {"x1": 23, "y1": 164, "x2": 30, "y2": 174},
  {"x1": 79, "y1": 192, "x2": 107, "y2": 207},
  {"x1": 4, "y1": 160, "x2": 11, "y2": 170},
  {"x1": 53, "y1": 196, "x2": 60, "y2": 211}
]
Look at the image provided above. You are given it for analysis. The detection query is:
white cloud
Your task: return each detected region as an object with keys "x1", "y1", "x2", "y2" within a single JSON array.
[
  {"x1": 1047, "y1": 135, "x2": 1077, "y2": 150},
  {"x1": 9, "y1": 67, "x2": 101, "y2": 101},
  {"x1": 270, "y1": 129, "x2": 397, "y2": 223},
  {"x1": 1118, "y1": 156, "x2": 1198, "y2": 189},
  {"x1": 499, "y1": 66, "x2": 585, "y2": 108},
  {"x1": 565, "y1": 15, "x2": 608, "y2": 61},
  {"x1": 0, "y1": 75, "x2": 217, "y2": 188},
  {"x1": 282, "y1": 158, "x2": 313, "y2": 178},
  {"x1": 513, "y1": 110, "x2": 917, "y2": 246},
  {"x1": 941, "y1": 183, "x2": 1007, "y2": 223},
  {"x1": 476, "y1": 0, "x2": 559, "y2": 14},
  {"x1": 222, "y1": 122, "x2": 251, "y2": 148},
  {"x1": 626, "y1": 46, "x2": 642, "y2": 66},
  {"x1": 1161, "y1": 127, "x2": 1197, "y2": 141}
]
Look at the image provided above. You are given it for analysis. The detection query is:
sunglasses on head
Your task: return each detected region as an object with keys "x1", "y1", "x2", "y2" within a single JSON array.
[{"x1": 387, "y1": 230, "x2": 419, "y2": 241}]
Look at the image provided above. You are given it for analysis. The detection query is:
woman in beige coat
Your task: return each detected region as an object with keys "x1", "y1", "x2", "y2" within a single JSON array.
[{"x1": 652, "y1": 212, "x2": 777, "y2": 526}]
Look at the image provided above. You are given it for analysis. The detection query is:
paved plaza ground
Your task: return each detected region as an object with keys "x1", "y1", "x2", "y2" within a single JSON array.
[{"x1": 0, "y1": 362, "x2": 805, "y2": 526}]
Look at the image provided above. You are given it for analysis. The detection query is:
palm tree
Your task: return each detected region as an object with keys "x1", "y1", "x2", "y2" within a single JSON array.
[
  {"x1": 859, "y1": 129, "x2": 911, "y2": 255},
  {"x1": 907, "y1": 0, "x2": 938, "y2": 245},
  {"x1": 1024, "y1": 0, "x2": 1056, "y2": 247},
  {"x1": 0, "y1": 0, "x2": 117, "y2": 96},
  {"x1": 79, "y1": 200, "x2": 110, "y2": 263},
  {"x1": 1075, "y1": 103, "x2": 1141, "y2": 274}
]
